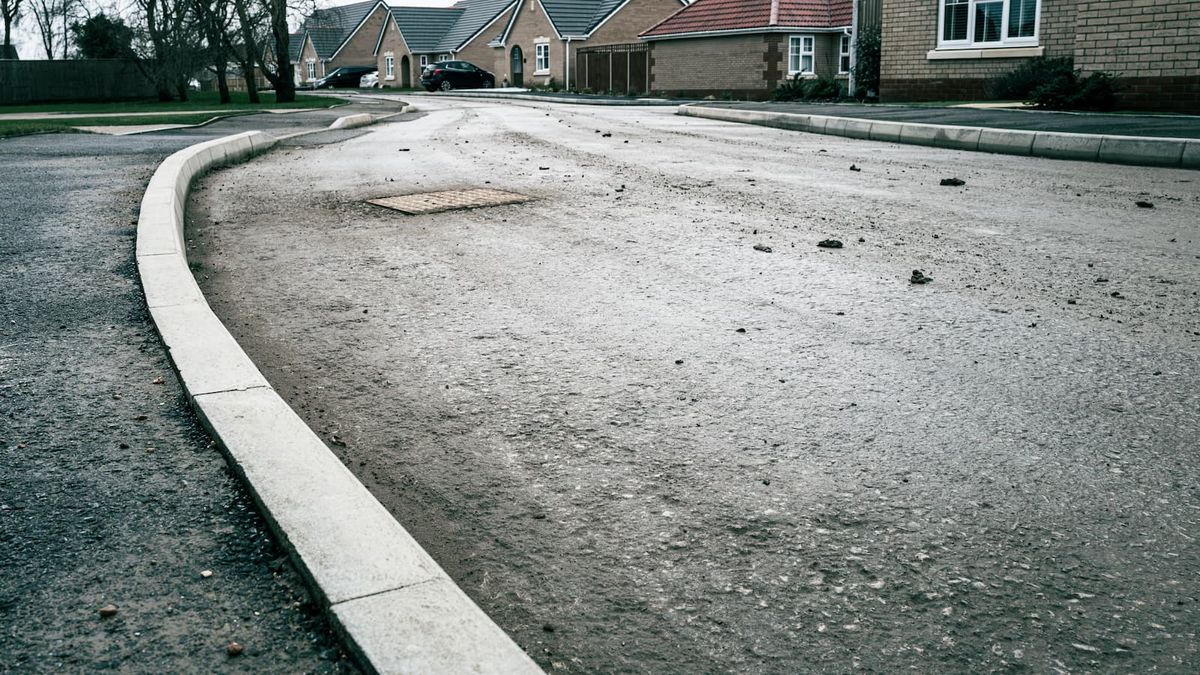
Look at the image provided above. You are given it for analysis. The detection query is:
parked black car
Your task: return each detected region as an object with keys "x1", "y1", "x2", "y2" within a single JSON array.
[
  {"x1": 420, "y1": 61, "x2": 495, "y2": 92},
  {"x1": 312, "y1": 66, "x2": 377, "y2": 89}
]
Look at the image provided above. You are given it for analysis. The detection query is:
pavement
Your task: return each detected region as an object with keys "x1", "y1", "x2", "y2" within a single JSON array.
[
  {"x1": 188, "y1": 96, "x2": 1200, "y2": 673},
  {"x1": 691, "y1": 102, "x2": 1200, "y2": 139},
  {"x1": 0, "y1": 100, "x2": 403, "y2": 672}
]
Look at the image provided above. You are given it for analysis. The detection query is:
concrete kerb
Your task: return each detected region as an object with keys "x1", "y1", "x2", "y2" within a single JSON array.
[
  {"x1": 427, "y1": 90, "x2": 680, "y2": 106},
  {"x1": 135, "y1": 128, "x2": 542, "y2": 675},
  {"x1": 677, "y1": 104, "x2": 1196, "y2": 169}
]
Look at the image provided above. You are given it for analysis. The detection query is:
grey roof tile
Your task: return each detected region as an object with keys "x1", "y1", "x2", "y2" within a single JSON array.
[
  {"x1": 541, "y1": 0, "x2": 626, "y2": 36},
  {"x1": 303, "y1": 0, "x2": 381, "y2": 59},
  {"x1": 390, "y1": 7, "x2": 465, "y2": 53},
  {"x1": 288, "y1": 33, "x2": 305, "y2": 62},
  {"x1": 436, "y1": 0, "x2": 516, "y2": 53}
]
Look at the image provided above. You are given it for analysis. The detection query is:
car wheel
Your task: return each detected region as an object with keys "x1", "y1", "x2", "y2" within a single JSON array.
[{"x1": 439, "y1": 80, "x2": 453, "y2": 92}]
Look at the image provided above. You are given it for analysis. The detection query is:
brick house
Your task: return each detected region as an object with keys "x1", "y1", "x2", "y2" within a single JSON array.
[
  {"x1": 489, "y1": 0, "x2": 688, "y2": 89},
  {"x1": 435, "y1": 0, "x2": 521, "y2": 75},
  {"x1": 296, "y1": 0, "x2": 388, "y2": 84},
  {"x1": 376, "y1": 6, "x2": 465, "y2": 88},
  {"x1": 879, "y1": 0, "x2": 1200, "y2": 112},
  {"x1": 640, "y1": 0, "x2": 855, "y2": 100}
]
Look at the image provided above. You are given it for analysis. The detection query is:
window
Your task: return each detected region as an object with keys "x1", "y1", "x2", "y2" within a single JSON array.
[
  {"x1": 788, "y1": 35, "x2": 814, "y2": 75},
  {"x1": 420, "y1": 54, "x2": 428, "y2": 67},
  {"x1": 385, "y1": 55, "x2": 394, "y2": 79},
  {"x1": 306, "y1": 61, "x2": 315, "y2": 80},
  {"x1": 535, "y1": 43, "x2": 549, "y2": 73},
  {"x1": 939, "y1": 0, "x2": 1038, "y2": 48},
  {"x1": 839, "y1": 35, "x2": 851, "y2": 74}
]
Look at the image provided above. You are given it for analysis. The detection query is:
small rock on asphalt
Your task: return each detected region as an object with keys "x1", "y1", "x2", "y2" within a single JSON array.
[
  {"x1": 98, "y1": 604, "x2": 118, "y2": 618},
  {"x1": 817, "y1": 239, "x2": 844, "y2": 249},
  {"x1": 910, "y1": 269, "x2": 933, "y2": 284},
  {"x1": 1136, "y1": 201, "x2": 1154, "y2": 208},
  {"x1": 753, "y1": 244, "x2": 773, "y2": 253},
  {"x1": 227, "y1": 642, "x2": 244, "y2": 656},
  {"x1": 849, "y1": 165, "x2": 861, "y2": 172},
  {"x1": 940, "y1": 178, "x2": 966, "y2": 186},
  {"x1": 200, "y1": 570, "x2": 213, "y2": 578}
]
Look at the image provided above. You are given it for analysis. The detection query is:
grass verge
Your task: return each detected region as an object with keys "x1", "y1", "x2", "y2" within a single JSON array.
[
  {"x1": 0, "y1": 91, "x2": 343, "y2": 116},
  {"x1": 0, "y1": 112, "x2": 252, "y2": 137}
]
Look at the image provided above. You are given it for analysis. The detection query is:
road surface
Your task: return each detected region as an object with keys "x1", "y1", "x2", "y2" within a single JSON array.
[{"x1": 190, "y1": 97, "x2": 1199, "y2": 673}]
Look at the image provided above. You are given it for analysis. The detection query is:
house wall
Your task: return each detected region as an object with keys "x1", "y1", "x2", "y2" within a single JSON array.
[
  {"x1": 329, "y1": 4, "x2": 391, "y2": 71},
  {"x1": 588, "y1": 0, "x2": 685, "y2": 46},
  {"x1": 504, "y1": 0, "x2": 563, "y2": 87},
  {"x1": 1074, "y1": 0, "x2": 1200, "y2": 112},
  {"x1": 649, "y1": 32, "x2": 844, "y2": 100},
  {"x1": 879, "y1": 0, "x2": 1076, "y2": 102},
  {"x1": 377, "y1": 18, "x2": 415, "y2": 87},
  {"x1": 300, "y1": 37, "x2": 323, "y2": 82},
  {"x1": 879, "y1": 0, "x2": 1198, "y2": 111},
  {"x1": 455, "y1": 6, "x2": 515, "y2": 79}
]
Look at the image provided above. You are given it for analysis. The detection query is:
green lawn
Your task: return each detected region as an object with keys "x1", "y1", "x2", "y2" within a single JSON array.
[
  {"x1": 0, "y1": 91, "x2": 344, "y2": 115},
  {"x1": 0, "y1": 112, "x2": 255, "y2": 137}
]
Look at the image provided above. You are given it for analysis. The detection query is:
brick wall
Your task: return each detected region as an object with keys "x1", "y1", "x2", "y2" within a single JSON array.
[
  {"x1": 589, "y1": 0, "x2": 685, "y2": 46},
  {"x1": 455, "y1": 7, "x2": 514, "y2": 80},
  {"x1": 1074, "y1": 0, "x2": 1200, "y2": 111},
  {"x1": 377, "y1": 18, "x2": 414, "y2": 87},
  {"x1": 650, "y1": 32, "x2": 846, "y2": 100},
  {"x1": 300, "y1": 38, "x2": 323, "y2": 82},
  {"x1": 329, "y1": 5, "x2": 389, "y2": 71},
  {"x1": 879, "y1": 0, "x2": 1076, "y2": 101},
  {"x1": 880, "y1": 0, "x2": 1199, "y2": 110},
  {"x1": 504, "y1": 0, "x2": 563, "y2": 87}
]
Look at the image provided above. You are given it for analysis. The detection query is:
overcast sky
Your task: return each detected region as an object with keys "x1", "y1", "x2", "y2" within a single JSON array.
[{"x1": 7, "y1": 0, "x2": 458, "y2": 59}]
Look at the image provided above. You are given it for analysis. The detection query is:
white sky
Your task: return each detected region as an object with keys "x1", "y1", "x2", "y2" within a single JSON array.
[{"x1": 7, "y1": 0, "x2": 458, "y2": 59}]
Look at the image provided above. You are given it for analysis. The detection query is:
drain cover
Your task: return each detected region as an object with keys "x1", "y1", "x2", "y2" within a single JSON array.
[{"x1": 368, "y1": 188, "x2": 532, "y2": 215}]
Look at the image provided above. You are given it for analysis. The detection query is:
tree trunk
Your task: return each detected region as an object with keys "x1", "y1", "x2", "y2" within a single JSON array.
[
  {"x1": 216, "y1": 62, "x2": 230, "y2": 103},
  {"x1": 242, "y1": 58, "x2": 259, "y2": 103},
  {"x1": 268, "y1": 0, "x2": 293, "y2": 102}
]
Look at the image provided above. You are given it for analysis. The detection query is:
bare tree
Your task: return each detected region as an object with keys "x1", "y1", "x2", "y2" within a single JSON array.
[
  {"x1": 134, "y1": 0, "x2": 200, "y2": 100},
  {"x1": 192, "y1": 0, "x2": 235, "y2": 102},
  {"x1": 30, "y1": 0, "x2": 80, "y2": 58},
  {"x1": 232, "y1": 0, "x2": 309, "y2": 103},
  {"x1": 1, "y1": 0, "x2": 23, "y2": 52}
]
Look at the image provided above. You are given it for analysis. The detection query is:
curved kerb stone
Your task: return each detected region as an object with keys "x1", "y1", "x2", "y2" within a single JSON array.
[{"x1": 135, "y1": 128, "x2": 543, "y2": 675}]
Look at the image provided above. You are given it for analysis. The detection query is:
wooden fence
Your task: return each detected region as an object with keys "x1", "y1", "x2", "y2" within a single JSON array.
[{"x1": 575, "y1": 43, "x2": 650, "y2": 95}]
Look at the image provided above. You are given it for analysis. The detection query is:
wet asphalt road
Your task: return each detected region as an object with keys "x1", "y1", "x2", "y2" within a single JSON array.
[
  {"x1": 0, "y1": 100, "x2": 402, "y2": 672},
  {"x1": 190, "y1": 98, "x2": 1200, "y2": 673}
]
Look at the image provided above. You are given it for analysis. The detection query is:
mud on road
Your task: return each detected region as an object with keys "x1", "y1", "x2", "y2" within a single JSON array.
[{"x1": 191, "y1": 100, "x2": 1200, "y2": 673}]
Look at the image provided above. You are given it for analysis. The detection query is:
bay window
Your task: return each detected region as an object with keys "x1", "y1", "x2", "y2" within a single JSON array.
[{"x1": 939, "y1": 0, "x2": 1038, "y2": 48}]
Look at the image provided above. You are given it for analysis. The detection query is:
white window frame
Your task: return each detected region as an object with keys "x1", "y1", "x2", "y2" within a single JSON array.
[
  {"x1": 937, "y1": 0, "x2": 1040, "y2": 50},
  {"x1": 788, "y1": 35, "x2": 815, "y2": 76},
  {"x1": 385, "y1": 54, "x2": 395, "y2": 80},
  {"x1": 306, "y1": 60, "x2": 316, "y2": 80},
  {"x1": 420, "y1": 54, "x2": 429, "y2": 67},
  {"x1": 534, "y1": 42, "x2": 550, "y2": 74},
  {"x1": 838, "y1": 35, "x2": 851, "y2": 74}
]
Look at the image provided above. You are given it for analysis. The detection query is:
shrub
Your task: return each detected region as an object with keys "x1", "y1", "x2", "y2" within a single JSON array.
[
  {"x1": 987, "y1": 56, "x2": 1073, "y2": 100},
  {"x1": 853, "y1": 27, "x2": 881, "y2": 97},
  {"x1": 772, "y1": 75, "x2": 843, "y2": 102},
  {"x1": 1029, "y1": 70, "x2": 1119, "y2": 111}
]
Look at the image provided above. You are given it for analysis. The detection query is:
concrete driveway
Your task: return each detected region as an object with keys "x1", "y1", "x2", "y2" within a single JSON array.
[{"x1": 190, "y1": 98, "x2": 1199, "y2": 673}]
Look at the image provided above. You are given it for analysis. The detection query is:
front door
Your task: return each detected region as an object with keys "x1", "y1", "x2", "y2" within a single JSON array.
[
  {"x1": 510, "y1": 46, "x2": 523, "y2": 88},
  {"x1": 401, "y1": 55, "x2": 411, "y2": 88}
]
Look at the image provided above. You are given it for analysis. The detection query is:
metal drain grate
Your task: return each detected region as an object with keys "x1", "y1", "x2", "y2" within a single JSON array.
[{"x1": 368, "y1": 188, "x2": 532, "y2": 215}]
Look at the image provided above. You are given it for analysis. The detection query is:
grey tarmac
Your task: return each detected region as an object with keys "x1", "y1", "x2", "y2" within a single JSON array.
[
  {"x1": 0, "y1": 99, "x2": 404, "y2": 673},
  {"x1": 190, "y1": 97, "x2": 1199, "y2": 673}
]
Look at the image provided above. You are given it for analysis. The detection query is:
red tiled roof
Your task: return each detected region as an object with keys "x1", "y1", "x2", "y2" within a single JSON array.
[{"x1": 641, "y1": 0, "x2": 851, "y2": 38}]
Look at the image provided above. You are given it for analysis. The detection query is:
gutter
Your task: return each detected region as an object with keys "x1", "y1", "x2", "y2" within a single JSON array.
[{"x1": 642, "y1": 25, "x2": 853, "y2": 41}]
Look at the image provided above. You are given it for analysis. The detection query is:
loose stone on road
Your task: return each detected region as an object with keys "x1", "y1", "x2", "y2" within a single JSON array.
[{"x1": 191, "y1": 97, "x2": 1199, "y2": 673}]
